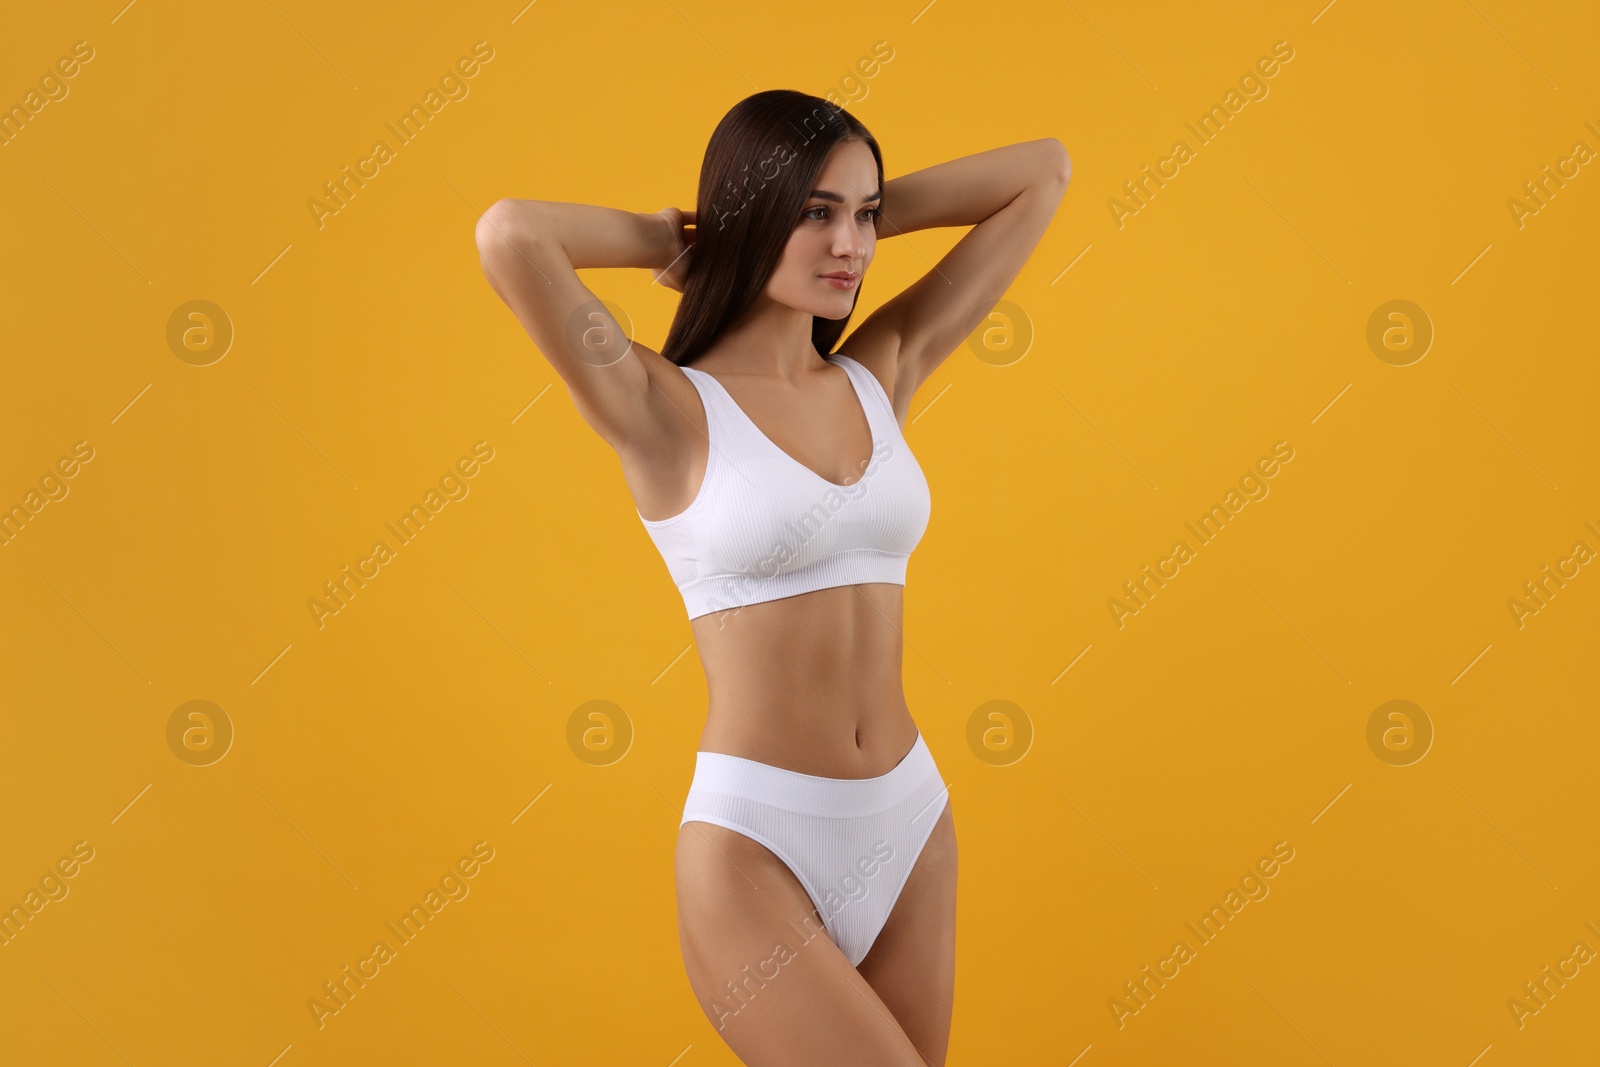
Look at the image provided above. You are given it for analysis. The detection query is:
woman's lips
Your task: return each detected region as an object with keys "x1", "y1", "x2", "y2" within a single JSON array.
[{"x1": 820, "y1": 274, "x2": 859, "y2": 289}]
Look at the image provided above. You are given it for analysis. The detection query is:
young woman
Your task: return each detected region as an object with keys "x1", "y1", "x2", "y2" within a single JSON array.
[{"x1": 475, "y1": 90, "x2": 1069, "y2": 1066}]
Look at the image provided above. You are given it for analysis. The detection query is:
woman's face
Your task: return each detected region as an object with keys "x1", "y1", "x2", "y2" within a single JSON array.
[{"x1": 765, "y1": 139, "x2": 881, "y2": 317}]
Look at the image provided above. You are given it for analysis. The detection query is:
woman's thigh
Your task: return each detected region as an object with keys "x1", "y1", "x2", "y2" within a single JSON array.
[
  {"x1": 674, "y1": 821, "x2": 928, "y2": 1067},
  {"x1": 855, "y1": 797, "x2": 958, "y2": 1067}
]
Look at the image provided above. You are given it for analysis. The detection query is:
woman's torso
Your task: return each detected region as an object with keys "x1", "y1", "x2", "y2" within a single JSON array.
[
  {"x1": 624, "y1": 346, "x2": 929, "y2": 778},
  {"x1": 691, "y1": 583, "x2": 916, "y2": 777}
]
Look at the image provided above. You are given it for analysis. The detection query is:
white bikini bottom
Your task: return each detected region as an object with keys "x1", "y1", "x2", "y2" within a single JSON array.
[{"x1": 680, "y1": 731, "x2": 950, "y2": 968}]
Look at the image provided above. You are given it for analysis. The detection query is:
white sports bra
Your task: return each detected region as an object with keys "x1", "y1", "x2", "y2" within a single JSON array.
[{"x1": 637, "y1": 353, "x2": 931, "y2": 621}]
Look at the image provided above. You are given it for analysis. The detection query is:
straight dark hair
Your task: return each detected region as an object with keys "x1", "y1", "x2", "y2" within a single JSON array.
[{"x1": 661, "y1": 90, "x2": 883, "y2": 368}]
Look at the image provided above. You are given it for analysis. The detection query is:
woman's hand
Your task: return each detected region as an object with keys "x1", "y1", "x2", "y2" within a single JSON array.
[{"x1": 651, "y1": 207, "x2": 696, "y2": 293}]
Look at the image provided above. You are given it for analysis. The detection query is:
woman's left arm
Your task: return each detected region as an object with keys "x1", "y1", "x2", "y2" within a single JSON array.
[{"x1": 852, "y1": 138, "x2": 1071, "y2": 402}]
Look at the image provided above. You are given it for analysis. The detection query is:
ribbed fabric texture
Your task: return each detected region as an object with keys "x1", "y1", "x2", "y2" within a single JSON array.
[
  {"x1": 637, "y1": 354, "x2": 931, "y2": 621},
  {"x1": 680, "y1": 734, "x2": 950, "y2": 968}
]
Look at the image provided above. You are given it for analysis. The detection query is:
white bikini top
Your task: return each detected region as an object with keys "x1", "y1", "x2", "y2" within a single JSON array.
[{"x1": 637, "y1": 353, "x2": 931, "y2": 621}]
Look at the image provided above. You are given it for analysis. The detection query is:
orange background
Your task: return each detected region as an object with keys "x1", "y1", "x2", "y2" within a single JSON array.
[{"x1": 2, "y1": 2, "x2": 1597, "y2": 1064}]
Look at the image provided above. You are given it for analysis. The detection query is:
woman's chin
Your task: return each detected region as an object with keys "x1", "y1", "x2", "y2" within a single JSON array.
[{"x1": 767, "y1": 287, "x2": 861, "y2": 317}]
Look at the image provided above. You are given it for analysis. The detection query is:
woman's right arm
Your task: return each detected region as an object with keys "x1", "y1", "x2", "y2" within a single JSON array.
[{"x1": 473, "y1": 199, "x2": 684, "y2": 452}]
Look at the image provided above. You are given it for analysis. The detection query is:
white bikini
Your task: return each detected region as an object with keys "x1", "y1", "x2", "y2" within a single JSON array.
[
  {"x1": 638, "y1": 353, "x2": 950, "y2": 968},
  {"x1": 636, "y1": 353, "x2": 931, "y2": 620}
]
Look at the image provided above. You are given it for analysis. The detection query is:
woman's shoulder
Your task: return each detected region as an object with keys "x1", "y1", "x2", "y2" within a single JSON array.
[{"x1": 837, "y1": 321, "x2": 909, "y2": 419}]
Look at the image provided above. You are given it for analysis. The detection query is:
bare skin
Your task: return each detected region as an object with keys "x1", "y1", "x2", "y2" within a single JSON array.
[{"x1": 475, "y1": 132, "x2": 1070, "y2": 1065}]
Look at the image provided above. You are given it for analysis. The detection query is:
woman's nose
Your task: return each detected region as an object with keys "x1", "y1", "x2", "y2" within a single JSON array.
[{"x1": 832, "y1": 221, "x2": 864, "y2": 258}]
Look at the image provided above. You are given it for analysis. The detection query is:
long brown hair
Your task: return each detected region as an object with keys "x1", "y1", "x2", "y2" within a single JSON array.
[{"x1": 661, "y1": 90, "x2": 883, "y2": 368}]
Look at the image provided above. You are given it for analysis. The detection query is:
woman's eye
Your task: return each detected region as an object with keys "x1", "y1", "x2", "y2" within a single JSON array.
[{"x1": 804, "y1": 206, "x2": 883, "y2": 222}]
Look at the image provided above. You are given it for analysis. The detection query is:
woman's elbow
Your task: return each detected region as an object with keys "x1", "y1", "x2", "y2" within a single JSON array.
[
  {"x1": 474, "y1": 199, "x2": 521, "y2": 255},
  {"x1": 1037, "y1": 138, "x2": 1071, "y2": 185},
  {"x1": 476, "y1": 201, "x2": 554, "y2": 282}
]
